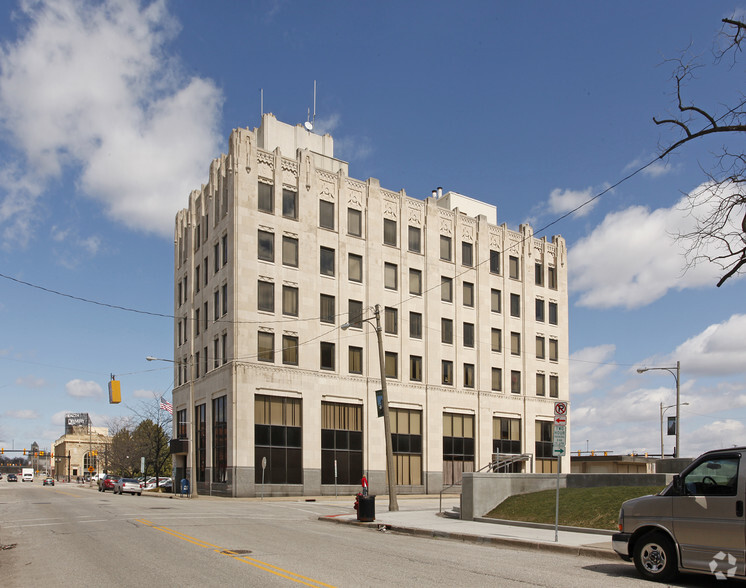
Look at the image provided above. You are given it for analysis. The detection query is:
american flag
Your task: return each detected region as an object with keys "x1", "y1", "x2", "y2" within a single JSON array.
[{"x1": 159, "y1": 397, "x2": 173, "y2": 414}]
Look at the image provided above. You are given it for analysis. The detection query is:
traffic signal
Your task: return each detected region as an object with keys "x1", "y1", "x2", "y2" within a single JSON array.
[
  {"x1": 40, "y1": 451, "x2": 44, "y2": 456},
  {"x1": 23, "y1": 449, "x2": 26, "y2": 455},
  {"x1": 1, "y1": 448, "x2": 3, "y2": 454}
]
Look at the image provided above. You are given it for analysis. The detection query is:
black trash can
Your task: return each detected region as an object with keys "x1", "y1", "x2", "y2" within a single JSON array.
[{"x1": 357, "y1": 494, "x2": 375, "y2": 522}]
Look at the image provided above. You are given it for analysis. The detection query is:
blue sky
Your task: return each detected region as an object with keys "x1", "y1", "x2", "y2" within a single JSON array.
[{"x1": 1, "y1": 0, "x2": 744, "y2": 459}]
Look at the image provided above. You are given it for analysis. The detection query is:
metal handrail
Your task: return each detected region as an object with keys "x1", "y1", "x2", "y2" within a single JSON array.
[{"x1": 439, "y1": 481, "x2": 462, "y2": 514}]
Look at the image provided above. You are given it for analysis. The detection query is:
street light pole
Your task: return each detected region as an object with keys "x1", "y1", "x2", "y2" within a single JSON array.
[
  {"x1": 638, "y1": 361, "x2": 682, "y2": 458},
  {"x1": 342, "y1": 304, "x2": 399, "y2": 512}
]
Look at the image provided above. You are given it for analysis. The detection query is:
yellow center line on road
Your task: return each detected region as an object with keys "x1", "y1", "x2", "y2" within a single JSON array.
[
  {"x1": 52, "y1": 489, "x2": 83, "y2": 498},
  {"x1": 136, "y1": 519, "x2": 336, "y2": 588}
]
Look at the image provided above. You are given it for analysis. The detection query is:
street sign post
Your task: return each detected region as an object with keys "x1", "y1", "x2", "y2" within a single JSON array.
[{"x1": 552, "y1": 401, "x2": 568, "y2": 542}]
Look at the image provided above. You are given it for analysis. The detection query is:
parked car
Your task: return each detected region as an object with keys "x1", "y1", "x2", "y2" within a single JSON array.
[
  {"x1": 158, "y1": 478, "x2": 173, "y2": 490},
  {"x1": 43, "y1": 477, "x2": 54, "y2": 486},
  {"x1": 7, "y1": 473, "x2": 17, "y2": 482},
  {"x1": 114, "y1": 477, "x2": 143, "y2": 496},
  {"x1": 98, "y1": 474, "x2": 120, "y2": 492},
  {"x1": 613, "y1": 446, "x2": 746, "y2": 582}
]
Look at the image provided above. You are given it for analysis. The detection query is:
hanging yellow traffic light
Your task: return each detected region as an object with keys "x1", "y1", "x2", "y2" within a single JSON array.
[{"x1": 108, "y1": 374, "x2": 121, "y2": 404}]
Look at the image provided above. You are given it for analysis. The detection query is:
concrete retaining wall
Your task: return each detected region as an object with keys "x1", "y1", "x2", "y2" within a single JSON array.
[{"x1": 460, "y1": 472, "x2": 673, "y2": 520}]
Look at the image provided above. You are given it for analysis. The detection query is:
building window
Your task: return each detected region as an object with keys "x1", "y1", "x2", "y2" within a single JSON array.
[
  {"x1": 385, "y1": 307, "x2": 398, "y2": 335},
  {"x1": 548, "y1": 266, "x2": 557, "y2": 290},
  {"x1": 493, "y1": 417, "x2": 521, "y2": 471},
  {"x1": 321, "y1": 402, "x2": 363, "y2": 485},
  {"x1": 255, "y1": 395, "x2": 302, "y2": 484},
  {"x1": 282, "y1": 189, "x2": 297, "y2": 219},
  {"x1": 491, "y1": 328, "x2": 502, "y2": 352},
  {"x1": 194, "y1": 351, "x2": 200, "y2": 378},
  {"x1": 258, "y1": 182, "x2": 273, "y2": 213},
  {"x1": 491, "y1": 289, "x2": 502, "y2": 313},
  {"x1": 385, "y1": 351, "x2": 398, "y2": 379},
  {"x1": 221, "y1": 333, "x2": 227, "y2": 364},
  {"x1": 536, "y1": 420, "x2": 556, "y2": 473},
  {"x1": 511, "y1": 332, "x2": 521, "y2": 356},
  {"x1": 282, "y1": 236, "x2": 299, "y2": 267},
  {"x1": 320, "y1": 294, "x2": 335, "y2": 324},
  {"x1": 463, "y1": 282, "x2": 474, "y2": 307},
  {"x1": 549, "y1": 338, "x2": 559, "y2": 362},
  {"x1": 383, "y1": 218, "x2": 397, "y2": 246},
  {"x1": 408, "y1": 226, "x2": 421, "y2": 253},
  {"x1": 348, "y1": 253, "x2": 363, "y2": 283},
  {"x1": 221, "y1": 284, "x2": 228, "y2": 316},
  {"x1": 441, "y1": 318, "x2": 453, "y2": 344},
  {"x1": 490, "y1": 250, "x2": 500, "y2": 274},
  {"x1": 195, "y1": 308, "x2": 200, "y2": 336},
  {"x1": 258, "y1": 230, "x2": 274, "y2": 262},
  {"x1": 195, "y1": 403, "x2": 206, "y2": 482},
  {"x1": 442, "y1": 360, "x2": 454, "y2": 385},
  {"x1": 464, "y1": 363, "x2": 475, "y2": 388},
  {"x1": 536, "y1": 373, "x2": 546, "y2": 396},
  {"x1": 177, "y1": 409, "x2": 187, "y2": 439},
  {"x1": 282, "y1": 335, "x2": 298, "y2": 365},
  {"x1": 511, "y1": 370, "x2": 521, "y2": 394},
  {"x1": 319, "y1": 200, "x2": 335, "y2": 230},
  {"x1": 348, "y1": 299, "x2": 363, "y2": 329},
  {"x1": 509, "y1": 256, "x2": 520, "y2": 280},
  {"x1": 258, "y1": 332, "x2": 274, "y2": 363},
  {"x1": 282, "y1": 285, "x2": 298, "y2": 316},
  {"x1": 320, "y1": 341, "x2": 335, "y2": 370},
  {"x1": 536, "y1": 299, "x2": 545, "y2": 322},
  {"x1": 384, "y1": 262, "x2": 398, "y2": 290},
  {"x1": 202, "y1": 346, "x2": 208, "y2": 375},
  {"x1": 510, "y1": 293, "x2": 520, "y2": 317},
  {"x1": 222, "y1": 234, "x2": 228, "y2": 266},
  {"x1": 203, "y1": 302, "x2": 208, "y2": 330},
  {"x1": 536, "y1": 336, "x2": 545, "y2": 359},
  {"x1": 214, "y1": 242, "x2": 219, "y2": 274},
  {"x1": 441, "y1": 276, "x2": 453, "y2": 302},
  {"x1": 443, "y1": 412, "x2": 475, "y2": 485},
  {"x1": 203, "y1": 257, "x2": 208, "y2": 286},
  {"x1": 409, "y1": 312, "x2": 422, "y2": 339},
  {"x1": 195, "y1": 265, "x2": 200, "y2": 294},
  {"x1": 213, "y1": 290, "x2": 220, "y2": 321},
  {"x1": 391, "y1": 408, "x2": 423, "y2": 485},
  {"x1": 348, "y1": 346, "x2": 363, "y2": 374},
  {"x1": 258, "y1": 281, "x2": 274, "y2": 312},
  {"x1": 348, "y1": 208, "x2": 362, "y2": 237},
  {"x1": 463, "y1": 322, "x2": 474, "y2": 348},
  {"x1": 462, "y1": 242, "x2": 473, "y2": 267},
  {"x1": 550, "y1": 375, "x2": 559, "y2": 398},
  {"x1": 320, "y1": 247, "x2": 335, "y2": 276},
  {"x1": 549, "y1": 302, "x2": 558, "y2": 325},
  {"x1": 535, "y1": 262, "x2": 543, "y2": 286},
  {"x1": 409, "y1": 268, "x2": 422, "y2": 295},
  {"x1": 212, "y1": 395, "x2": 227, "y2": 483},
  {"x1": 440, "y1": 235, "x2": 452, "y2": 261},
  {"x1": 491, "y1": 367, "x2": 502, "y2": 392},
  {"x1": 410, "y1": 355, "x2": 422, "y2": 381}
]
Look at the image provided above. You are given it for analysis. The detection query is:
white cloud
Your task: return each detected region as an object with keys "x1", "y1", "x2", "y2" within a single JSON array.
[
  {"x1": 15, "y1": 374, "x2": 46, "y2": 388},
  {"x1": 569, "y1": 184, "x2": 739, "y2": 309},
  {"x1": 133, "y1": 388, "x2": 156, "y2": 399},
  {"x1": 625, "y1": 155, "x2": 675, "y2": 179},
  {"x1": 5, "y1": 409, "x2": 38, "y2": 419},
  {"x1": 65, "y1": 378, "x2": 103, "y2": 398},
  {"x1": 642, "y1": 314, "x2": 746, "y2": 377},
  {"x1": 569, "y1": 344, "x2": 617, "y2": 395},
  {"x1": 0, "y1": 0, "x2": 223, "y2": 246},
  {"x1": 547, "y1": 187, "x2": 597, "y2": 218}
]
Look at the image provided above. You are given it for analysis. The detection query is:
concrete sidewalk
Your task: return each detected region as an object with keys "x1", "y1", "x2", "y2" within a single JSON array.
[{"x1": 319, "y1": 496, "x2": 618, "y2": 561}]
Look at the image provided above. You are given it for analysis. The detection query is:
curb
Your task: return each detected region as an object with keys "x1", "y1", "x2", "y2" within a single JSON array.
[{"x1": 318, "y1": 516, "x2": 619, "y2": 561}]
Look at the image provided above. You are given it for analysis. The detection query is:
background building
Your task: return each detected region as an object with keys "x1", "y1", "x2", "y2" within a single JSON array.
[
  {"x1": 171, "y1": 114, "x2": 569, "y2": 497},
  {"x1": 52, "y1": 413, "x2": 110, "y2": 481}
]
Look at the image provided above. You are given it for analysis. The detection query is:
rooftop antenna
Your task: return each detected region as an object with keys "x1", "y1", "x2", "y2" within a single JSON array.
[{"x1": 304, "y1": 80, "x2": 316, "y2": 131}]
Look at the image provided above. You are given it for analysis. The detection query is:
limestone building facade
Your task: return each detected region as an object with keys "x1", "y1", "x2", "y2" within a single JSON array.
[{"x1": 171, "y1": 114, "x2": 569, "y2": 497}]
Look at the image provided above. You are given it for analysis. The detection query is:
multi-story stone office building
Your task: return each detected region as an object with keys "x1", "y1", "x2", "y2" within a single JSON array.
[{"x1": 171, "y1": 114, "x2": 569, "y2": 497}]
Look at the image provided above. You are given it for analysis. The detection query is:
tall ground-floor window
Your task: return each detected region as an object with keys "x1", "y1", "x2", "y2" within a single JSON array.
[
  {"x1": 535, "y1": 420, "x2": 557, "y2": 473},
  {"x1": 255, "y1": 395, "x2": 302, "y2": 484},
  {"x1": 442, "y1": 412, "x2": 474, "y2": 485},
  {"x1": 83, "y1": 451, "x2": 98, "y2": 472},
  {"x1": 391, "y1": 408, "x2": 422, "y2": 485},
  {"x1": 195, "y1": 404, "x2": 206, "y2": 482},
  {"x1": 321, "y1": 402, "x2": 363, "y2": 485},
  {"x1": 493, "y1": 417, "x2": 522, "y2": 472},
  {"x1": 212, "y1": 396, "x2": 227, "y2": 483}
]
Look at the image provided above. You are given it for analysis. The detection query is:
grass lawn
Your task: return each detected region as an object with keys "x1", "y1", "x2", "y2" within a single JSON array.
[{"x1": 484, "y1": 485, "x2": 665, "y2": 531}]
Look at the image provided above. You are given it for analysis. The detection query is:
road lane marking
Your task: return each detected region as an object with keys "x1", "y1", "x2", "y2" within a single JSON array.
[
  {"x1": 137, "y1": 519, "x2": 335, "y2": 587},
  {"x1": 52, "y1": 490, "x2": 83, "y2": 498}
]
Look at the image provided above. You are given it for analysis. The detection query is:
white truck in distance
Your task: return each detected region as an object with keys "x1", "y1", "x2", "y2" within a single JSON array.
[{"x1": 21, "y1": 467, "x2": 33, "y2": 482}]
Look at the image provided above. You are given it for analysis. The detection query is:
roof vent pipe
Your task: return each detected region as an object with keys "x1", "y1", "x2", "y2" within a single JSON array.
[
  {"x1": 437, "y1": 187, "x2": 443, "y2": 198},
  {"x1": 432, "y1": 189, "x2": 437, "y2": 198}
]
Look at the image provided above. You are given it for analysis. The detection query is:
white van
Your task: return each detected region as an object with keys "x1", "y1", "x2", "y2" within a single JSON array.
[{"x1": 21, "y1": 468, "x2": 34, "y2": 482}]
